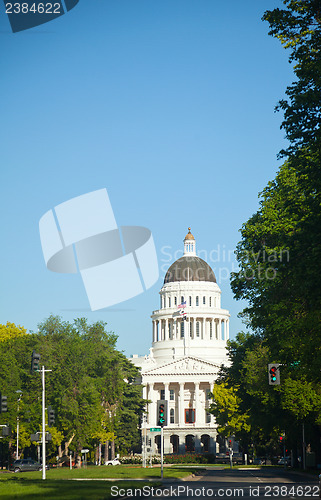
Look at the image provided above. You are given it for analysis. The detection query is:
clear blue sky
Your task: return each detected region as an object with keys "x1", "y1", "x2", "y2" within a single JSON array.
[{"x1": 1, "y1": 0, "x2": 293, "y2": 356}]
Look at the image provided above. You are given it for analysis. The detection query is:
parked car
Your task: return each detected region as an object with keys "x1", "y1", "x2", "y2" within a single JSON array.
[
  {"x1": 105, "y1": 458, "x2": 121, "y2": 466},
  {"x1": 277, "y1": 457, "x2": 291, "y2": 466},
  {"x1": 11, "y1": 459, "x2": 43, "y2": 472}
]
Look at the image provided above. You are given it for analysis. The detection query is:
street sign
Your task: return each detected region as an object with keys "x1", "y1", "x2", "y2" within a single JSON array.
[
  {"x1": 81, "y1": 448, "x2": 89, "y2": 453},
  {"x1": 149, "y1": 428, "x2": 161, "y2": 432}
]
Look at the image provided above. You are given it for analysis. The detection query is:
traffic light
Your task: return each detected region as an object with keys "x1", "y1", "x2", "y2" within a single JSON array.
[
  {"x1": 31, "y1": 350, "x2": 40, "y2": 373},
  {"x1": 47, "y1": 406, "x2": 55, "y2": 427},
  {"x1": 2, "y1": 426, "x2": 11, "y2": 437},
  {"x1": 157, "y1": 400, "x2": 168, "y2": 427},
  {"x1": 0, "y1": 394, "x2": 7, "y2": 413},
  {"x1": 268, "y1": 363, "x2": 280, "y2": 385}
]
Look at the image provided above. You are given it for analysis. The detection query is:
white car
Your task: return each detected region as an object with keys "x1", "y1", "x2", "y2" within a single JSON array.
[{"x1": 105, "y1": 458, "x2": 121, "y2": 466}]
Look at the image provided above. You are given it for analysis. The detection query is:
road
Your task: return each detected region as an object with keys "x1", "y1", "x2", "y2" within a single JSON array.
[{"x1": 154, "y1": 467, "x2": 320, "y2": 499}]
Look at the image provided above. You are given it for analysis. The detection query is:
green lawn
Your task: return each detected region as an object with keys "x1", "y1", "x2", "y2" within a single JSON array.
[{"x1": 0, "y1": 466, "x2": 199, "y2": 500}]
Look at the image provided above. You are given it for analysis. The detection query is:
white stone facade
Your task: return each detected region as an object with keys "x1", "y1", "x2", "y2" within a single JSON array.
[{"x1": 129, "y1": 230, "x2": 229, "y2": 455}]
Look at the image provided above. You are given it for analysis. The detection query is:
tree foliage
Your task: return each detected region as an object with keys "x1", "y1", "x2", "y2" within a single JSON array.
[
  {"x1": 214, "y1": 0, "x2": 321, "y2": 460},
  {"x1": 0, "y1": 317, "x2": 144, "y2": 464}
]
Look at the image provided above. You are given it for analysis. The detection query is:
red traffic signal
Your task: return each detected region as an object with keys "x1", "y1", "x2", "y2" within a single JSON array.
[{"x1": 268, "y1": 364, "x2": 280, "y2": 385}]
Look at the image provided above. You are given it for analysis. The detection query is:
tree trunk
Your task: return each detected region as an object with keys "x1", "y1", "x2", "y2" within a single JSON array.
[
  {"x1": 75, "y1": 452, "x2": 82, "y2": 468},
  {"x1": 63, "y1": 433, "x2": 75, "y2": 457},
  {"x1": 111, "y1": 440, "x2": 115, "y2": 460},
  {"x1": 104, "y1": 441, "x2": 109, "y2": 463},
  {"x1": 95, "y1": 445, "x2": 99, "y2": 465}
]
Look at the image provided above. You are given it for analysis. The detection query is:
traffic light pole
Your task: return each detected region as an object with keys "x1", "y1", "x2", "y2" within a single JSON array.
[{"x1": 161, "y1": 426, "x2": 164, "y2": 481}]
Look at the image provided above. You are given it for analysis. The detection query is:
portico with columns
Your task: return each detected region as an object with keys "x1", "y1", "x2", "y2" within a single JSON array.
[{"x1": 130, "y1": 229, "x2": 230, "y2": 455}]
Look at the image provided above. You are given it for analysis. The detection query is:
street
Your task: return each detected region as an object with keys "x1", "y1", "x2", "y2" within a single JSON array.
[{"x1": 157, "y1": 468, "x2": 320, "y2": 499}]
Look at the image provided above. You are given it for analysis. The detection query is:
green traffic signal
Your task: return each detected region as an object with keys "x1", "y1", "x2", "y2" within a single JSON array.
[
  {"x1": 157, "y1": 400, "x2": 167, "y2": 427},
  {"x1": 268, "y1": 363, "x2": 280, "y2": 385}
]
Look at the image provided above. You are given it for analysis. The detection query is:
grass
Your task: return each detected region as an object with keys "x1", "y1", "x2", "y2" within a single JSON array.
[{"x1": 0, "y1": 465, "x2": 198, "y2": 499}]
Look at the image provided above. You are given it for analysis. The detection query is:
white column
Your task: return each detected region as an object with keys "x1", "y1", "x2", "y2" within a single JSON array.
[
  {"x1": 143, "y1": 384, "x2": 148, "y2": 424},
  {"x1": 164, "y1": 382, "x2": 169, "y2": 404},
  {"x1": 202, "y1": 318, "x2": 205, "y2": 339},
  {"x1": 211, "y1": 319, "x2": 214, "y2": 340},
  {"x1": 224, "y1": 319, "x2": 227, "y2": 341},
  {"x1": 149, "y1": 383, "x2": 156, "y2": 428},
  {"x1": 194, "y1": 382, "x2": 200, "y2": 425},
  {"x1": 179, "y1": 383, "x2": 185, "y2": 426},
  {"x1": 227, "y1": 319, "x2": 229, "y2": 340},
  {"x1": 219, "y1": 319, "x2": 222, "y2": 340},
  {"x1": 153, "y1": 321, "x2": 156, "y2": 343},
  {"x1": 165, "y1": 319, "x2": 169, "y2": 340}
]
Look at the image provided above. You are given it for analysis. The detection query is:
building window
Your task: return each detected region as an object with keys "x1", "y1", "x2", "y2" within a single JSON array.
[
  {"x1": 189, "y1": 296, "x2": 192, "y2": 306},
  {"x1": 185, "y1": 409, "x2": 195, "y2": 423},
  {"x1": 174, "y1": 296, "x2": 177, "y2": 306},
  {"x1": 206, "y1": 388, "x2": 211, "y2": 400},
  {"x1": 196, "y1": 322, "x2": 200, "y2": 337},
  {"x1": 169, "y1": 297, "x2": 171, "y2": 307},
  {"x1": 206, "y1": 411, "x2": 211, "y2": 423},
  {"x1": 209, "y1": 297, "x2": 212, "y2": 307},
  {"x1": 160, "y1": 389, "x2": 165, "y2": 400},
  {"x1": 170, "y1": 409, "x2": 175, "y2": 424},
  {"x1": 180, "y1": 321, "x2": 184, "y2": 338},
  {"x1": 170, "y1": 389, "x2": 174, "y2": 401},
  {"x1": 203, "y1": 296, "x2": 206, "y2": 305},
  {"x1": 168, "y1": 322, "x2": 172, "y2": 339},
  {"x1": 190, "y1": 321, "x2": 193, "y2": 338},
  {"x1": 210, "y1": 322, "x2": 212, "y2": 339},
  {"x1": 196, "y1": 296, "x2": 199, "y2": 306},
  {"x1": 181, "y1": 296, "x2": 184, "y2": 304}
]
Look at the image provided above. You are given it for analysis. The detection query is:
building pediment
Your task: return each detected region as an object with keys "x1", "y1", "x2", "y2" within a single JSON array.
[{"x1": 142, "y1": 355, "x2": 222, "y2": 376}]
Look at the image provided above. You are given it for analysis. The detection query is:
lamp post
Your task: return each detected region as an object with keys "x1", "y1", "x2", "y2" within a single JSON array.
[{"x1": 16, "y1": 390, "x2": 23, "y2": 459}]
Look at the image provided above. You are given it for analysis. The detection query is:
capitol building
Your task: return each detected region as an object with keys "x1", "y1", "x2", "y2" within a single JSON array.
[{"x1": 129, "y1": 229, "x2": 230, "y2": 455}]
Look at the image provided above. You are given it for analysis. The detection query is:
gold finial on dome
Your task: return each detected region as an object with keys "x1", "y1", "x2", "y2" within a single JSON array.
[{"x1": 184, "y1": 227, "x2": 195, "y2": 240}]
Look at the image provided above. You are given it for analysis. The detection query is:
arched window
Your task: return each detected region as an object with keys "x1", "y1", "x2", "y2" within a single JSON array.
[
  {"x1": 209, "y1": 297, "x2": 212, "y2": 307},
  {"x1": 170, "y1": 408, "x2": 175, "y2": 424},
  {"x1": 169, "y1": 297, "x2": 171, "y2": 307},
  {"x1": 196, "y1": 296, "x2": 199, "y2": 306},
  {"x1": 181, "y1": 296, "x2": 184, "y2": 304},
  {"x1": 174, "y1": 296, "x2": 177, "y2": 306},
  {"x1": 189, "y1": 296, "x2": 192, "y2": 306},
  {"x1": 203, "y1": 296, "x2": 206, "y2": 305}
]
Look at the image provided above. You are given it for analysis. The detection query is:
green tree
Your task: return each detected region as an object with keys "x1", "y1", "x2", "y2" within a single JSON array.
[{"x1": 263, "y1": 0, "x2": 321, "y2": 154}]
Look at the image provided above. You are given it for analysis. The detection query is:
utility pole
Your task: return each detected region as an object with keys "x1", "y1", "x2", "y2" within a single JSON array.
[
  {"x1": 16, "y1": 391, "x2": 23, "y2": 459},
  {"x1": 40, "y1": 365, "x2": 52, "y2": 480}
]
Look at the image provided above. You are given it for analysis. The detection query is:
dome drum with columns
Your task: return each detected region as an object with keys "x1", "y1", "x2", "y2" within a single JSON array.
[{"x1": 129, "y1": 229, "x2": 231, "y2": 456}]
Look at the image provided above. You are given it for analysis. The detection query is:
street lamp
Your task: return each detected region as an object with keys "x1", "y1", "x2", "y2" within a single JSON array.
[{"x1": 16, "y1": 390, "x2": 23, "y2": 459}]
